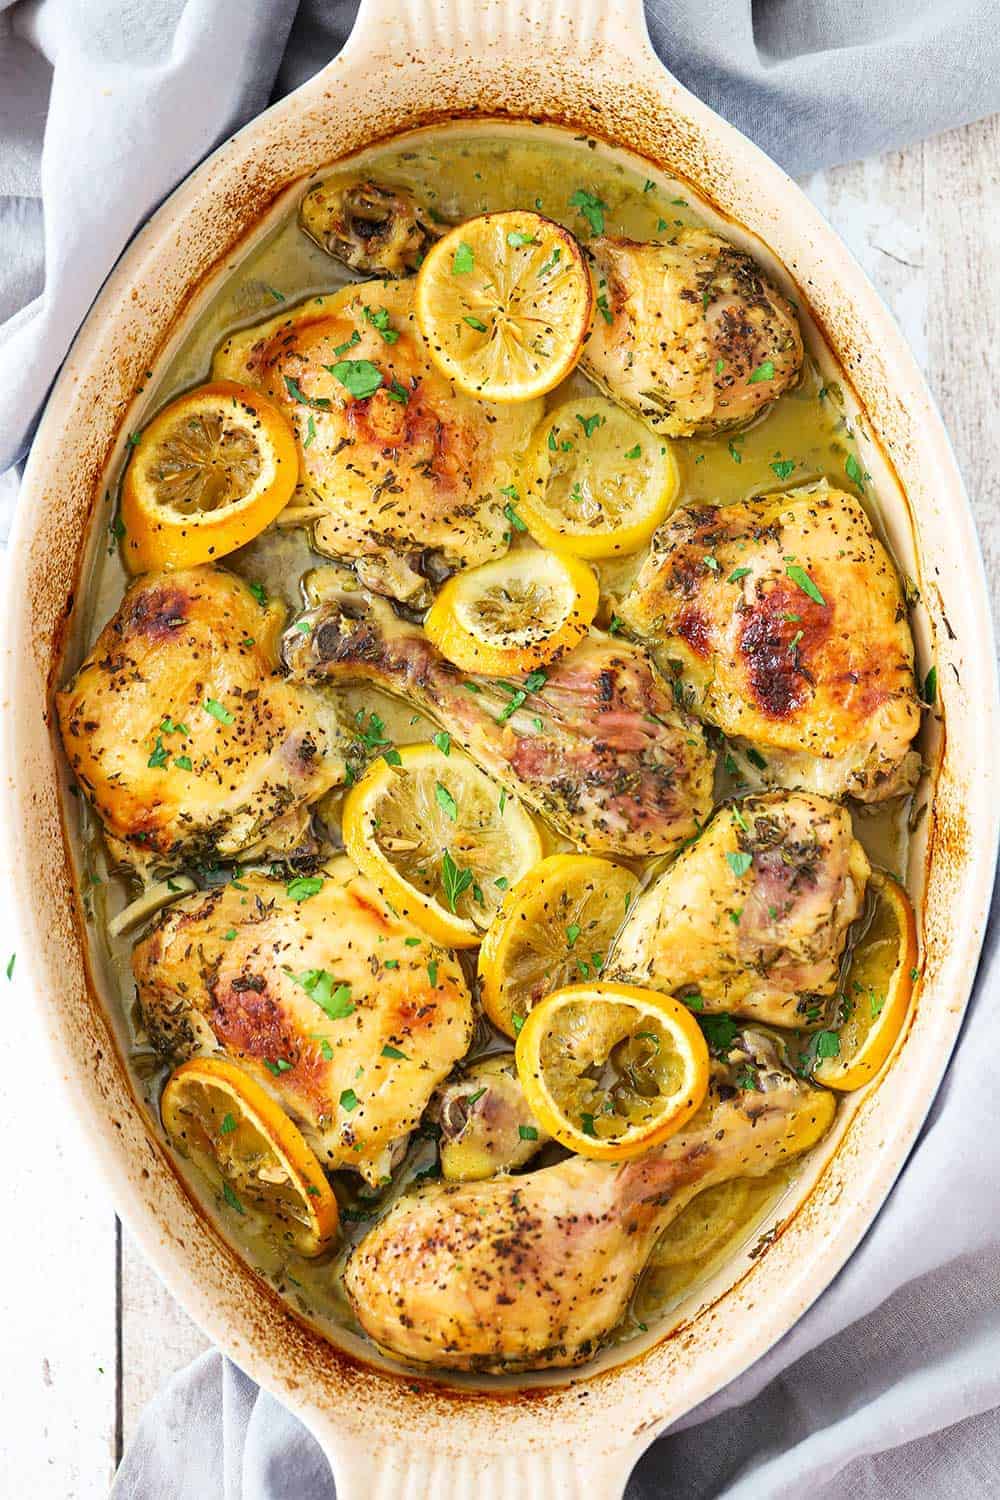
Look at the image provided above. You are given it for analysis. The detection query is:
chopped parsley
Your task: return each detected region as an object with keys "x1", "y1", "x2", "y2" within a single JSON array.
[
  {"x1": 286, "y1": 876, "x2": 323, "y2": 902},
  {"x1": 441, "y1": 849, "x2": 473, "y2": 912},
  {"x1": 435, "y1": 781, "x2": 458, "y2": 821},
  {"x1": 726, "y1": 850, "x2": 753, "y2": 877},
  {"x1": 748, "y1": 359, "x2": 776, "y2": 384},
  {"x1": 222, "y1": 1182, "x2": 245, "y2": 1214},
  {"x1": 328, "y1": 359, "x2": 383, "y2": 399},
  {"x1": 283, "y1": 375, "x2": 330, "y2": 410},
  {"x1": 203, "y1": 698, "x2": 234, "y2": 725},
  {"x1": 569, "y1": 188, "x2": 607, "y2": 236},
  {"x1": 451, "y1": 242, "x2": 474, "y2": 275},
  {"x1": 287, "y1": 967, "x2": 354, "y2": 1019},
  {"x1": 786, "y1": 564, "x2": 826, "y2": 606}
]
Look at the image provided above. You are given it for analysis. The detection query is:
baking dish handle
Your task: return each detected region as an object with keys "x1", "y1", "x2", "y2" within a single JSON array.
[
  {"x1": 334, "y1": 0, "x2": 659, "y2": 71},
  {"x1": 322, "y1": 1430, "x2": 651, "y2": 1499}
]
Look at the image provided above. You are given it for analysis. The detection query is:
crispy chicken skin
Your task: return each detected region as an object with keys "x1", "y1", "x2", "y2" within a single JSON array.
[
  {"x1": 299, "y1": 177, "x2": 445, "y2": 276},
  {"x1": 212, "y1": 281, "x2": 541, "y2": 604},
  {"x1": 582, "y1": 228, "x2": 803, "y2": 437},
  {"x1": 133, "y1": 862, "x2": 472, "y2": 1185},
  {"x1": 56, "y1": 567, "x2": 344, "y2": 867},
  {"x1": 283, "y1": 566, "x2": 715, "y2": 858},
  {"x1": 620, "y1": 486, "x2": 921, "y2": 801},
  {"x1": 610, "y1": 791, "x2": 869, "y2": 1025},
  {"x1": 344, "y1": 1031, "x2": 835, "y2": 1370}
]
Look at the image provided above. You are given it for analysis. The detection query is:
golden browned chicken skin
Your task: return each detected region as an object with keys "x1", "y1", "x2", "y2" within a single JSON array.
[
  {"x1": 133, "y1": 862, "x2": 472, "y2": 1185},
  {"x1": 620, "y1": 485, "x2": 921, "y2": 801},
  {"x1": 283, "y1": 566, "x2": 715, "y2": 858},
  {"x1": 582, "y1": 228, "x2": 803, "y2": 437},
  {"x1": 610, "y1": 791, "x2": 869, "y2": 1026},
  {"x1": 212, "y1": 281, "x2": 541, "y2": 604},
  {"x1": 344, "y1": 1031, "x2": 835, "y2": 1370},
  {"x1": 56, "y1": 567, "x2": 343, "y2": 867}
]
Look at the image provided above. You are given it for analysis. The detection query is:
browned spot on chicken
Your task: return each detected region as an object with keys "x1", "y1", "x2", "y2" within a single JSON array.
[
  {"x1": 739, "y1": 579, "x2": 830, "y2": 719},
  {"x1": 124, "y1": 583, "x2": 191, "y2": 640},
  {"x1": 675, "y1": 606, "x2": 712, "y2": 659}
]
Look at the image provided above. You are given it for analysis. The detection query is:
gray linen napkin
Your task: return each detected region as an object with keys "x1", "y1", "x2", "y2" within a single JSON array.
[{"x1": 2, "y1": 3, "x2": 998, "y2": 1496}]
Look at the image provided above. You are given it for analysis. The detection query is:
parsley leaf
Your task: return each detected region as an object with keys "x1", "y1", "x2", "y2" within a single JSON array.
[
  {"x1": 569, "y1": 188, "x2": 607, "y2": 235},
  {"x1": 328, "y1": 359, "x2": 383, "y2": 399},
  {"x1": 441, "y1": 849, "x2": 473, "y2": 912},
  {"x1": 786, "y1": 564, "x2": 826, "y2": 606},
  {"x1": 287, "y1": 968, "x2": 354, "y2": 1020},
  {"x1": 748, "y1": 359, "x2": 776, "y2": 384},
  {"x1": 451, "y1": 242, "x2": 474, "y2": 275}
]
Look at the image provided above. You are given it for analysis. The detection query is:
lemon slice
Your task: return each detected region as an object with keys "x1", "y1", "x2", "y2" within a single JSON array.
[
  {"x1": 424, "y1": 548, "x2": 598, "y2": 676},
  {"x1": 518, "y1": 397, "x2": 679, "y2": 558},
  {"x1": 341, "y1": 742, "x2": 542, "y2": 947},
  {"x1": 161, "y1": 1056, "x2": 338, "y2": 1257},
  {"x1": 515, "y1": 982, "x2": 710, "y2": 1160},
  {"x1": 414, "y1": 210, "x2": 592, "y2": 402},
  {"x1": 121, "y1": 381, "x2": 299, "y2": 573},
  {"x1": 478, "y1": 854, "x2": 639, "y2": 1038},
  {"x1": 813, "y1": 872, "x2": 918, "y2": 1091}
]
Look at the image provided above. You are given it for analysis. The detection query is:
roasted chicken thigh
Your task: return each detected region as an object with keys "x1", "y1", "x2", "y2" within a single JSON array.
[
  {"x1": 283, "y1": 567, "x2": 715, "y2": 858},
  {"x1": 582, "y1": 228, "x2": 803, "y2": 437},
  {"x1": 133, "y1": 862, "x2": 472, "y2": 1185},
  {"x1": 56, "y1": 567, "x2": 343, "y2": 867},
  {"x1": 212, "y1": 281, "x2": 541, "y2": 604},
  {"x1": 345, "y1": 1031, "x2": 835, "y2": 1370},
  {"x1": 610, "y1": 791, "x2": 869, "y2": 1026},
  {"x1": 619, "y1": 485, "x2": 921, "y2": 801}
]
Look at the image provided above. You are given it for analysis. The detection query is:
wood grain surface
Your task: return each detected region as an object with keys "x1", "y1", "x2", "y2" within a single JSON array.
[{"x1": 1, "y1": 114, "x2": 997, "y2": 1496}]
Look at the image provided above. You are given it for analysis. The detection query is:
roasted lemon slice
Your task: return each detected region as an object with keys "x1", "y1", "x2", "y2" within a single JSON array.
[
  {"x1": 415, "y1": 210, "x2": 592, "y2": 402},
  {"x1": 342, "y1": 742, "x2": 542, "y2": 947},
  {"x1": 813, "y1": 872, "x2": 918, "y2": 1091},
  {"x1": 478, "y1": 854, "x2": 639, "y2": 1038},
  {"x1": 515, "y1": 982, "x2": 710, "y2": 1159},
  {"x1": 121, "y1": 380, "x2": 299, "y2": 573},
  {"x1": 424, "y1": 548, "x2": 598, "y2": 675},
  {"x1": 161, "y1": 1056, "x2": 338, "y2": 1257},
  {"x1": 519, "y1": 397, "x2": 679, "y2": 558}
]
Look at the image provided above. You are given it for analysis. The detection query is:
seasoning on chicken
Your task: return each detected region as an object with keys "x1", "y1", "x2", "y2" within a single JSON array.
[
  {"x1": 609, "y1": 791, "x2": 869, "y2": 1026},
  {"x1": 132, "y1": 862, "x2": 472, "y2": 1186},
  {"x1": 283, "y1": 566, "x2": 715, "y2": 859},
  {"x1": 619, "y1": 485, "x2": 921, "y2": 801},
  {"x1": 344, "y1": 1031, "x2": 835, "y2": 1370},
  {"x1": 582, "y1": 227, "x2": 803, "y2": 437},
  {"x1": 55, "y1": 567, "x2": 344, "y2": 868},
  {"x1": 212, "y1": 280, "x2": 541, "y2": 605}
]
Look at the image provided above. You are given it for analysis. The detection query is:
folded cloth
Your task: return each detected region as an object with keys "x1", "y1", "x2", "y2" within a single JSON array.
[{"x1": 1, "y1": 2, "x2": 998, "y2": 1496}]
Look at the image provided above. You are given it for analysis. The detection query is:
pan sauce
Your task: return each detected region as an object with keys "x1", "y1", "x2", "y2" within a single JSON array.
[{"x1": 66, "y1": 122, "x2": 921, "y2": 1370}]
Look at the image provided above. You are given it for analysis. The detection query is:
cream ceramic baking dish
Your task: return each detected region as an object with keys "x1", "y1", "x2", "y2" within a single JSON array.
[{"x1": 4, "y1": 0, "x2": 998, "y2": 1492}]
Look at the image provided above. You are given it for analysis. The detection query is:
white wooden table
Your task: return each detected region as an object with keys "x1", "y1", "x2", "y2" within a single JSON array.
[{"x1": 1, "y1": 113, "x2": 997, "y2": 1497}]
